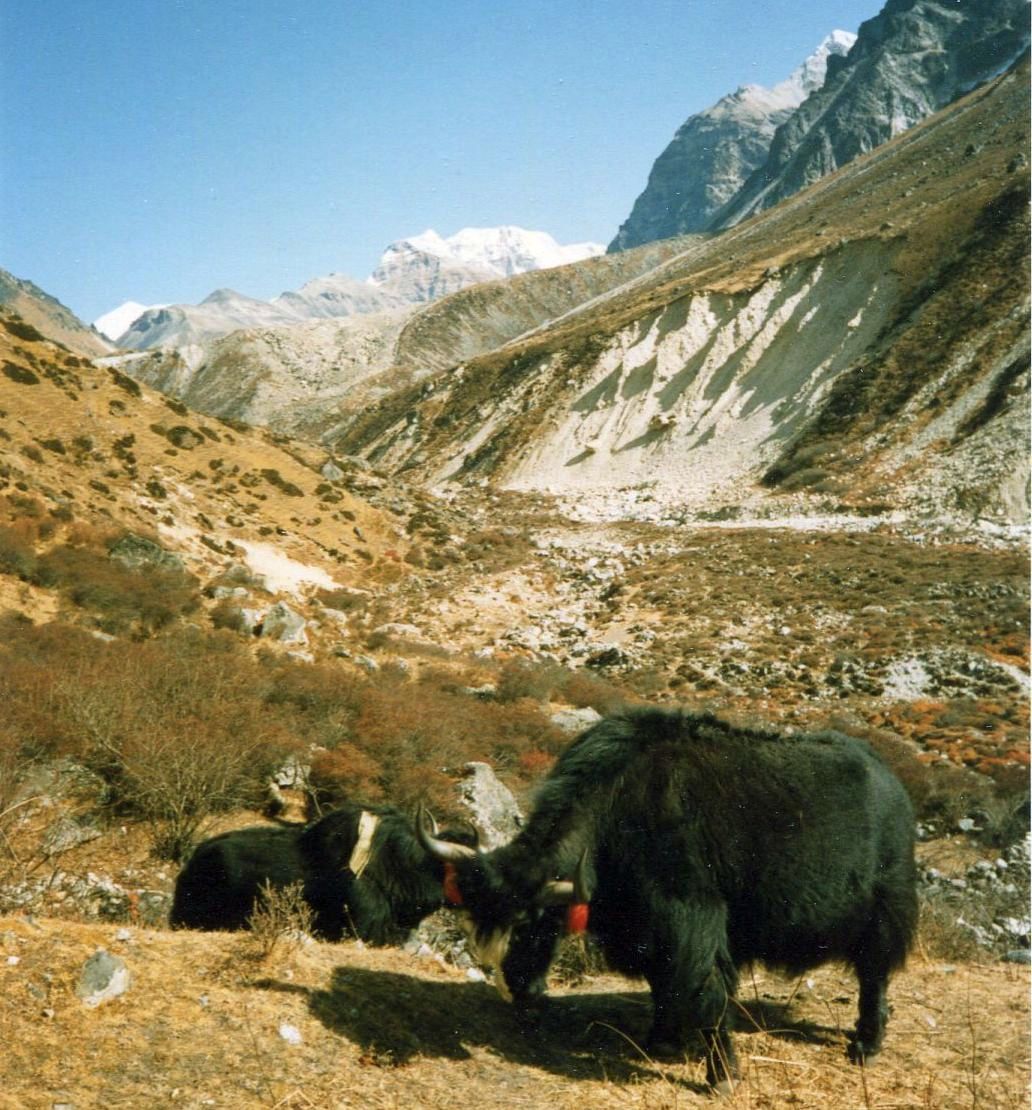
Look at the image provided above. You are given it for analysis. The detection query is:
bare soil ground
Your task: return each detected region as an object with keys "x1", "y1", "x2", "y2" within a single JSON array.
[{"x1": 0, "y1": 914, "x2": 1027, "y2": 1110}]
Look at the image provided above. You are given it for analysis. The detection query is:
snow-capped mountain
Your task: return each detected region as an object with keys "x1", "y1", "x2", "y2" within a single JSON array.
[
  {"x1": 609, "y1": 32, "x2": 856, "y2": 251},
  {"x1": 106, "y1": 226, "x2": 604, "y2": 350},
  {"x1": 369, "y1": 227, "x2": 604, "y2": 303},
  {"x1": 94, "y1": 301, "x2": 166, "y2": 342}
]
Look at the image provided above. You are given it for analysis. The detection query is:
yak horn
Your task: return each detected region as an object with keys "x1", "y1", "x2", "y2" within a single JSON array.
[
  {"x1": 539, "y1": 851, "x2": 591, "y2": 906},
  {"x1": 416, "y1": 802, "x2": 477, "y2": 862}
]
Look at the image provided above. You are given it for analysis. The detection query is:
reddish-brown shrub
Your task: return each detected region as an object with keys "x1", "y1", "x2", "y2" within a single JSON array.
[{"x1": 308, "y1": 743, "x2": 385, "y2": 810}]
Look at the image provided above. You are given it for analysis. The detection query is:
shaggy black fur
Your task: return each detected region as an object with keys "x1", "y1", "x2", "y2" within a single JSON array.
[
  {"x1": 441, "y1": 708, "x2": 918, "y2": 1088},
  {"x1": 170, "y1": 802, "x2": 473, "y2": 945},
  {"x1": 168, "y1": 824, "x2": 306, "y2": 932}
]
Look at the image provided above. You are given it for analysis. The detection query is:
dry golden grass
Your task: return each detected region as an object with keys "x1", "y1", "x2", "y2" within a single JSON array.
[{"x1": 0, "y1": 914, "x2": 1026, "y2": 1109}]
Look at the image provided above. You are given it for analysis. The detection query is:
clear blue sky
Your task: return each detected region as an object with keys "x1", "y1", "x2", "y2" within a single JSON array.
[{"x1": 1, "y1": 0, "x2": 884, "y2": 323}]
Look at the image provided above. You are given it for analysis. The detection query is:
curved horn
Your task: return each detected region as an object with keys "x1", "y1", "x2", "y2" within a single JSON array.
[
  {"x1": 416, "y1": 802, "x2": 477, "y2": 862},
  {"x1": 538, "y1": 851, "x2": 591, "y2": 906}
]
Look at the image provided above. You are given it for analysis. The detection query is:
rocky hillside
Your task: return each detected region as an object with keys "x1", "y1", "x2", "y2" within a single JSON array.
[
  {"x1": 115, "y1": 237, "x2": 690, "y2": 434},
  {"x1": 713, "y1": 0, "x2": 1030, "y2": 228},
  {"x1": 332, "y1": 60, "x2": 1029, "y2": 531},
  {"x1": 609, "y1": 31, "x2": 855, "y2": 251},
  {"x1": 0, "y1": 306, "x2": 408, "y2": 612},
  {"x1": 0, "y1": 269, "x2": 112, "y2": 359}
]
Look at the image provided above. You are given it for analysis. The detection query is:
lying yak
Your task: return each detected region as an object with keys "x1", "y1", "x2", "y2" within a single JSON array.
[
  {"x1": 170, "y1": 801, "x2": 473, "y2": 945},
  {"x1": 419, "y1": 707, "x2": 918, "y2": 1090}
]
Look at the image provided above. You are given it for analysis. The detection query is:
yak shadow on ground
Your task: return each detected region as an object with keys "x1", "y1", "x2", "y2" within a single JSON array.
[
  {"x1": 256, "y1": 964, "x2": 850, "y2": 1087},
  {"x1": 303, "y1": 966, "x2": 684, "y2": 1085}
]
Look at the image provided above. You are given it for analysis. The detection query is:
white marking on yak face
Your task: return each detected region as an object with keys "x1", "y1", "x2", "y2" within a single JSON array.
[
  {"x1": 457, "y1": 915, "x2": 515, "y2": 1001},
  {"x1": 348, "y1": 811, "x2": 379, "y2": 878}
]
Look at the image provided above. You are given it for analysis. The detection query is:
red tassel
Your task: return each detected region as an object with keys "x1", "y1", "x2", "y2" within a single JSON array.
[
  {"x1": 442, "y1": 862, "x2": 463, "y2": 906},
  {"x1": 565, "y1": 902, "x2": 589, "y2": 934}
]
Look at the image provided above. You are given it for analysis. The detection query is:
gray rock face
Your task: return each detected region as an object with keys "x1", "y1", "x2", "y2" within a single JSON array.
[
  {"x1": 612, "y1": 1, "x2": 1029, "y2": 248},
  {"x1": 610, "y1": 32, "x2": 855, "y2": 250},
  {"x1": 455, "y1": 761, "x2": 523, "y2": 850},
  {"x1": 550, "y1": 707, "x2": 604, "y2": 734},
  {"x1": 712, "y1": 0, "x2": 1030, "y2": 227}
]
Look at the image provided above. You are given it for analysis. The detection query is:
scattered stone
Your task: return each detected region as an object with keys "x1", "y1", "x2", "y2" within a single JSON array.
[
  {"x1": 41, "y1": 816, "x2": 103, "y2": 857},
  {"x1": 76, "y1": 950, "x2": 130, "y2": 1008},
  {"x1": 260, "y1": 602, "x2": 308, "y2": 644},
  {"x1": 550, "y1": 706, "x2": 602, "y2": 734},
  {"x1": 278, "y1": 1023, "x2": 303, "y2": 1046},
  {"x1": 238, "y1": 608, "x2": 264, "y2": 634},
  {"x1": 109, "y1": 534, "x2": 185, "y2": 573},
  {"x1": 211, "y1": 585, "x2": 249, "y2": 600},
  {"x1": 462, "y1": 683, "x2": 497, "y2": 700}
]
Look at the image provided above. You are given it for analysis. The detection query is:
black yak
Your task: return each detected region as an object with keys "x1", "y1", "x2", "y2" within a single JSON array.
[
  {"x1": 170, "y1": 801, "x2": 474, "y2": 945},
  {"x1": 169, "y1": 823, "x2": 306, "y2": 933},
  {"x1": 419, "y1": 708, "x2": 918, "y2": 1089}
]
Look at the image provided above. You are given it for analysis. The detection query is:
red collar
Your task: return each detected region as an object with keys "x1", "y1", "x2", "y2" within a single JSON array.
[
  {"x1": 565, "y1": 902, "x2": 590, "y2": 935},
  {"x1": 442, "y1": 863, "x2": 589, "y2": 933}
]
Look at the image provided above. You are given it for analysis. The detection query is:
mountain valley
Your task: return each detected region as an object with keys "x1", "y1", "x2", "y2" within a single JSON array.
[{"x1": 0, "y1": 9, "x2": 1028, "y2": 1106}]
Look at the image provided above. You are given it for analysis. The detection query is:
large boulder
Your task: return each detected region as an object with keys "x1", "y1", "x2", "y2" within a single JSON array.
[{"x1": 455, "y1": 761, "x2": 523, "y2": 850}]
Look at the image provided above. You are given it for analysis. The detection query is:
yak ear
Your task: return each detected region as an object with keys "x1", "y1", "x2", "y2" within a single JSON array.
[
  {"x1": 537, "y1": 851, "x2": 592, "y2": 906},
  {"x1": 416, "y1": 802, "x2": 477, "y2": 862}
]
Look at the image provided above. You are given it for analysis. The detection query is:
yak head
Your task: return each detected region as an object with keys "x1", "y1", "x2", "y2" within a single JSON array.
[{"x1": 416, "y1": 803, "x2": 590, "y2": 1002}]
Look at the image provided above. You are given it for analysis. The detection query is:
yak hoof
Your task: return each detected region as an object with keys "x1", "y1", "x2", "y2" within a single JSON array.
[
  {"x1": 646, "y1": 1038, "x2": 686, "y2": 1062},
  {"x1": 847, "y1": 1037, "x2": 882, "y2": 1065}
]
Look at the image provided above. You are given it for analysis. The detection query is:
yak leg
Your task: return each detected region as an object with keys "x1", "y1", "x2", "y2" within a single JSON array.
[
  {"x1": 646, "y1": 900, "x2": 739, "y2": 1089},
  {"x1": 850, "y1": 973, "x2": 889, "y2": 1063},
  {"x1": 848, "y1": 903, "x2": 900, "y2": 1062}
]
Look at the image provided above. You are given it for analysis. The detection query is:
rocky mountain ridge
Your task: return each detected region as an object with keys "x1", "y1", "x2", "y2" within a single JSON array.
[
  {"x1": 106, "y1": 237, "x2": 689, "y2": 434},
  {"x1": 611, "y1": 0, "x2": 1029, "y2": 248},
  {"x1": 0, "y1": 268, "x2": 113, "y2": 358},
  {"x1": 714, "y1": 0, "x2": 1031, "y2": 228},
  {"x1": 609, "y1": 30, "x2": 856, "y2": 251},
  {"x1": 103, "y1": 227, "x2": 603, "y2": 351}
]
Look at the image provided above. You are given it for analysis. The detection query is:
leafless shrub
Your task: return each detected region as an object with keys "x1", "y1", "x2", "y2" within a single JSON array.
[
  {"x1": 58, "y1": 632, "x2": 297, "y2": 860},
  {"x1": 244, "y1": 880, "x2": 315, "y2": 961}
]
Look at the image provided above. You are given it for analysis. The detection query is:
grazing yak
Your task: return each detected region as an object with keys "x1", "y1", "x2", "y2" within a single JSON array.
[
  {"x1": 170, "y1": 801, "x2": 473, "y2": 945},
  {"x1": 419, "y1": 707, "x2": 918, "y2": 1090}
]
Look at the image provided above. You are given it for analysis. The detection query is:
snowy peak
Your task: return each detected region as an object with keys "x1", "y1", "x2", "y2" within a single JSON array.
[
  {"x1": 734, "y1": 30, "x2": 856, "y2": 114},
  {"x1": 782, "y1": 30, "x2": 857, "y2": 98},
  {"x1": 370, "y1": 226, "x2": 604, "y2": 288},
  {"x1": 94, "y1": 301, "x2": 166, "y2": 341},
  {"x1": 445, "y1": 226, "x2": 605, "y2": 276},
  {"x1": 712, "y1": 0, "x2": 1031, "y2": 229}
]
